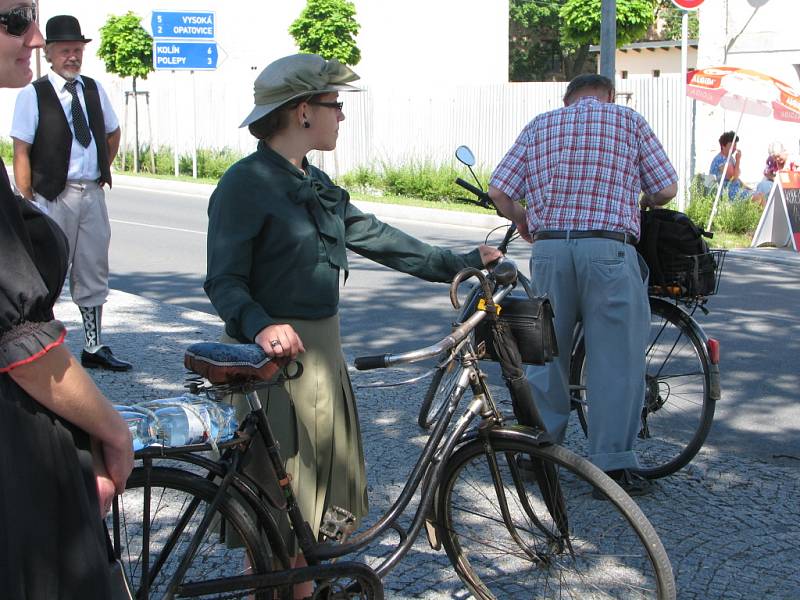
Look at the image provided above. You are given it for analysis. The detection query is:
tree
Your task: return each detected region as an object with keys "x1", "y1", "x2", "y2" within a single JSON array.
[
  {"x1": 510, "y1": 0, "x2": 658, "y2": 82},
  {"x1": 289, "y1": 0, "x2": 361, "y2": 66},
  {"x1": 560, "y1": 0, "x2": 657, "y2": 47},
  {"x1": 97, "y1": 12, "x2": 153, "y2": 171},
  {"x1": 510, "y1": 0, "x2": 578, "y2": 81},
  {"x1": 654, "y1": 0, "x2": 700, "y2": 40}
]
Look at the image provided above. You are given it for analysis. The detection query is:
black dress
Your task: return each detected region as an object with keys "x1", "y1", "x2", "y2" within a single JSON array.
[{"x1": 0, "y1": 163, "x2": 111, "y2": 599}]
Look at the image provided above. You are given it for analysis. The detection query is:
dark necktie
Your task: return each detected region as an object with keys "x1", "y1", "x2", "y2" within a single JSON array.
[{"x1": 64, "y1": 80, "x2": 91, "y2": 148}]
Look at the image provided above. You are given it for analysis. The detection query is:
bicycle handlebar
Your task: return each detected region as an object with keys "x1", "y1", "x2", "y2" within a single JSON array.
[
  {"x1": 454, "y1": 177, "x2": 490, "y2": 206},
  {"x1": 354, "y1": 283, "x2": 514, "y2": 370}
]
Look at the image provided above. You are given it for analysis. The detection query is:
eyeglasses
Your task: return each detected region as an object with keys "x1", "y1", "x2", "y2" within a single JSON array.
[
  {"x1": 0, "y1": 5, "x2": 37, "y2": 37},
  {"x1": 309, "y1": 100, "x2": 344, "y2": 111}
]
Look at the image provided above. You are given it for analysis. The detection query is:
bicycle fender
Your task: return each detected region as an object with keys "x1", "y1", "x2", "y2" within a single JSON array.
[
  {"x1": 456, "y1": 424, "x2": 558, "y2": 449},
  {"x1": 649, "y1": 298, "x2": 720, "y2": 402}
]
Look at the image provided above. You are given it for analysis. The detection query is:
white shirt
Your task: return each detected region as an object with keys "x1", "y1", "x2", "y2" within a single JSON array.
[{"x1": 10, "y1": 71, "x2": 119, "y2": 181}]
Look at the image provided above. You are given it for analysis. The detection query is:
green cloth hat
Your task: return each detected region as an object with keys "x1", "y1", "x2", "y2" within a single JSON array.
[{"x1": 239, "y1": 53, "x2": 361, "y2": 128}]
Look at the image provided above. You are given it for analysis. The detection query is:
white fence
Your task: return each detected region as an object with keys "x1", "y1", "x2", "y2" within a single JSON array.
[
  {"x1": 0, "y1": 74, "x2": 691, "y2": 179},
  {"x1": 325, "y1": 75, "x2": 691, "y2": 179}
]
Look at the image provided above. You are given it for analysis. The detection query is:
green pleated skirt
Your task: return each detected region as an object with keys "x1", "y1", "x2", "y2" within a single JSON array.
[{"x1": 222, "y1": 314, "x2": 368, "y2": 553}]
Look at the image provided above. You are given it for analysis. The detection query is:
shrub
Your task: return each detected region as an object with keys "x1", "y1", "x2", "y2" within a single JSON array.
[
  {"x1": 344, "y1": 160, "x2": 493, "y2": 205},
  {"x1": 340, "y1": 165, "x2": 380, "y2": 190},
  {"x1": 0, "y1": 138, "x2": 13, "y2": 163},
  {"x1": 715, "y1": 197, "x2": 763, "y2": 234}
]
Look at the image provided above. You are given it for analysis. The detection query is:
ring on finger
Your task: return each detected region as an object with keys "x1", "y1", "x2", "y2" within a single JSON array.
[{"x1": 270, "y1": 339, "x2": 280, "y2": 348}]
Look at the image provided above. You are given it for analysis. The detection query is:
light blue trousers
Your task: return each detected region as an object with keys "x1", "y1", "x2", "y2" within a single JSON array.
[{"x1": 526, "y1": 237, "x2": 650, "y2": 472}]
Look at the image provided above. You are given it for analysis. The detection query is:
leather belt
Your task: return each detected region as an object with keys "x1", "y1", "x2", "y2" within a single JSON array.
[{"x1": 533, "y1": 230, "x2": 637, "y2": 245}]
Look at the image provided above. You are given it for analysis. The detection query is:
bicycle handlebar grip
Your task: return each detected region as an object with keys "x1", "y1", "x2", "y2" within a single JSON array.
[
  {"x1": 354, "y1": 354, "x2": 390, "y2": 370},
  {"x1": 455, "y1": 178, "x2": 491, "y2": 205}
]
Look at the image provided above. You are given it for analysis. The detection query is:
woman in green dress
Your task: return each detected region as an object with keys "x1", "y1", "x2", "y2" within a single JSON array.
[{"x1": 205, "y1": 53, "x2": 500, "y2": 597}]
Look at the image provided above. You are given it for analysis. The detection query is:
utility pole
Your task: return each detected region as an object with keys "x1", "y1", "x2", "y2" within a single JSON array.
[{"x1": 600, "y1": 0, "x2": 616, "y2": 81}]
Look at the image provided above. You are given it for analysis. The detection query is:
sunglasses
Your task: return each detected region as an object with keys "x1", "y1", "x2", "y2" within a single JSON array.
[
  {"x1": 0, "y1": 5, "x2": 37, "y2": 37},
  {"x1": 309, "y1": 100, "x2": 344, "y2": 111}
]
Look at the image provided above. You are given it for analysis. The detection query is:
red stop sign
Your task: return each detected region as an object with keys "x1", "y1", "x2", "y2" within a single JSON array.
[{"x1": 671, "y1": 0, "x2": 704, "y2": 9}]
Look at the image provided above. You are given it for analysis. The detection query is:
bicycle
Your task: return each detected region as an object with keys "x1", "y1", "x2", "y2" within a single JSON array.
[
  {"x1": 110, "y1": 256, "x2": 675, "y2": 599},
  {"x1": 420, "y1": 145, "x2": 724, "y2": 480}
]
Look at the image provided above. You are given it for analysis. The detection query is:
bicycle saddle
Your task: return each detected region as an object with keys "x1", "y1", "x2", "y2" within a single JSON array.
[{"x1": 184, "y1": 342, "x2": 288, "y2": 385}]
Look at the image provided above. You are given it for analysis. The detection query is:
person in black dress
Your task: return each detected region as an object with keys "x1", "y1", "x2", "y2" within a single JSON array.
[{"x1": 0, "y1": 4, "x2": 133, "y2": 598}]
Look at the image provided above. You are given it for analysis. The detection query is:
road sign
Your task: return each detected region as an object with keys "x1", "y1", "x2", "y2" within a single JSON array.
[
  {"x1": 153, "y1": 41, "x2": 218, "y2": 71},
  {"x1": 151, "y1": 11, "x2": 215, "y2": 39},
  {"x1": 671, "y1": 0, "x2": 704, "y2": 9}
]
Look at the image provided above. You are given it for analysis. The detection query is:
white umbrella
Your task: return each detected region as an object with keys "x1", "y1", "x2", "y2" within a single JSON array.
[{"x1": 687, "y1": 66, "x2": 800, "y2": 229}]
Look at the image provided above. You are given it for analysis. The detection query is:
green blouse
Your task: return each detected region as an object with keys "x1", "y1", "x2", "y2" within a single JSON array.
[{"x1": 205, "y1": 142, "x2": 483, "y2": 343}]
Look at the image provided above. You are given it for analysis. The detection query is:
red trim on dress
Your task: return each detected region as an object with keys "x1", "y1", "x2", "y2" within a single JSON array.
[{"x1": 0, "y1": 329, "x2": 67, "y2": 373}]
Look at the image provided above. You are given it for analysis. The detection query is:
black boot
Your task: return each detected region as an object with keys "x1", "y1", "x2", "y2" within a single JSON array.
[{"x1": 79, "y1": 305, "x2": 132, "y2": 371}]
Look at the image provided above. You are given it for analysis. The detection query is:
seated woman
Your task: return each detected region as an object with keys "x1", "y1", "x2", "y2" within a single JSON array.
[
  {"x1": 755, "y1": 141, "x2": 787, "y2": 200},
  {"x1": 709, "y1": 131, "x2": 765, "y2": 205},
  {"x1": 204, "y1": 53, "x2": 502, "y2": 598}
]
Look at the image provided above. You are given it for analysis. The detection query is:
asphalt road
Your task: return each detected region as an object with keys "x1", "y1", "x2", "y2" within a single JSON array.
[{"x1": 105, "y1": 183, "x2": 800, "y2": 468}]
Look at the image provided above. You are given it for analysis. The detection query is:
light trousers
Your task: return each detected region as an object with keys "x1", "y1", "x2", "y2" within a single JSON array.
[
  {"x1": 526, "y1": 237, "x2": 650, "y2": 472},
  {"x1": 36, "y1": 180, "x2": 110, "y2": 307}
]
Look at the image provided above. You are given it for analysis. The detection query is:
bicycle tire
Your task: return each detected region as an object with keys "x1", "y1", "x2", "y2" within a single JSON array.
[
  {"x1": 418, "y1": 358, "x2": 462, "y2": 430},
  {"x1": 571, "y1": 298, "x2": 715, "y2": 479},
  {"x1": 111, "y1": 466, "x2": 274, "y2": 600},
  {"x1": 436, "y1": 432, "x2": 675, "y2": 599}
]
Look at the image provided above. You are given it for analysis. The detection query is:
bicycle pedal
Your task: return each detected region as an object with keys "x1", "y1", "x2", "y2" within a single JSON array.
[{"x1": 320, "y1": 505, "x2": 356, "y2": 542}]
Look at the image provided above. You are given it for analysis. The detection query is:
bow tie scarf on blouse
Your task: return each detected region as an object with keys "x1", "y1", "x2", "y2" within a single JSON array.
[{"x1": 293, "y1": 176, "x2": 349, "y2": 280}]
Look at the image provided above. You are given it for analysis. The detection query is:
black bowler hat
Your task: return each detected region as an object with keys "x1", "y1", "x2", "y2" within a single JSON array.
[{"x1": 45, "y1": 15, "x2": 92, "y2": 44}]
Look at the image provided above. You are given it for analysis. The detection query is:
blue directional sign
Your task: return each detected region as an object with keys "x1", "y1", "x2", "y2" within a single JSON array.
[
  {"x1": 151, "y1": 11, "x2": 215, "y2": 40},
  {"x1": 153, "y1": 41, "x2": 218, "y2": 71}
]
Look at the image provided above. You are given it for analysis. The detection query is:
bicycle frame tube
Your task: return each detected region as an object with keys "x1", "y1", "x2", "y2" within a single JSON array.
[{"x1": 309, "y1": 363, "x2": 488, "y2": 567}]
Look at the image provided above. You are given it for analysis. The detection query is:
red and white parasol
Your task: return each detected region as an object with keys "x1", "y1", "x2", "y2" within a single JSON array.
[{"x1": 686, "y1": 66, "x2": 800, "y2": 228}]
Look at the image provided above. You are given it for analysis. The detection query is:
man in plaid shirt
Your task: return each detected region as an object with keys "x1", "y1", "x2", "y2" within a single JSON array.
[{"x1": 489, "y1": 74, "x2": 677, "y2": 496}]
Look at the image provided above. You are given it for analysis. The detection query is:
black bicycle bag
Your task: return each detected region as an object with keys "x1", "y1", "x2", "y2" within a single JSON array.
[
  {"x1": 636, "y1": 208, "x2": 717, "y2": 297},
  {"x1": 475, "y1": 293, "x2": 558, "y2": 365}
]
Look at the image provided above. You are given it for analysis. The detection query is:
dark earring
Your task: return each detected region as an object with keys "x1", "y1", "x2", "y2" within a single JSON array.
[{"x1": 303, "y1": 121, "x2": 310, "y2": 129}]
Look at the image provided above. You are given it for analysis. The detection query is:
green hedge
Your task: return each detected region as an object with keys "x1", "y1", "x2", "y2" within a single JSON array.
[
  {"x1": 0, "y1": 138, "x2": 12, "y2": 164},
  {"x1": 113, "y1": 145, "x2": 243, "y2": 180},
  {"x1": 339, "y1": 161, "x2": 494, "y2": 205},
  {"x1": 683, "y1": 177, "x2": 763, "y2": 234}
]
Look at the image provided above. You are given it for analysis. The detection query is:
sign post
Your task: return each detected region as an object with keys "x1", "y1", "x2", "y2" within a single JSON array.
[
  {"x1": 671, "y1": 0, "x2": 704, "y2": 211},
  {"x1": 151, "y1": 10, "x2": 218, "y2": 178},
  {"x1": 751, "y1": 170, "x2": 800, "y2": 251}
]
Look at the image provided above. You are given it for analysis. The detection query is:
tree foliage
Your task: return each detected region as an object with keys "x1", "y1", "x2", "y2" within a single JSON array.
[
  {"x1": 655, "y1": 0, "x2": 700, "y2": 39},
  {"x1": 97, "y1": 12, "x2": 153, "y2": 80},
  {"x1": 510, "y1": 0, "x2": 675, "y2": 81},
  {"x1": 289, "y1": 0, "x2": 361, "y2": 66},
  {"x1": 509, "y1": 0, "x2": 573, "y2": 81},
  {"x1": 560, "y1": 0, "x2": 657, "y2": 47}
]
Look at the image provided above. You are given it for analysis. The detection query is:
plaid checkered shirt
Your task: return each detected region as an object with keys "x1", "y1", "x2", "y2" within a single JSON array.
[{"x1": 490, "y1": 96, "x2": 677, "y2": 240}]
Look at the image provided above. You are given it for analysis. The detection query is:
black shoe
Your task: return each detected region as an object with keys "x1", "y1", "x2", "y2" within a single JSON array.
[
  {"x1": 594, "y1": 469, "x2": 653, "y2": 500},
  {"x1": 81, "y1": 346, "x2": 133, "y2": 372}
]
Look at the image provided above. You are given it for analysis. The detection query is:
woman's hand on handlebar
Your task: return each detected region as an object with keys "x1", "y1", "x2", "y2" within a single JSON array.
[
  {"x1": 255, "y1": 324, "x2": 306, "y2": 360},
  {"x1": 478, "y1": 244, "x2": 504, "y2": 267}
]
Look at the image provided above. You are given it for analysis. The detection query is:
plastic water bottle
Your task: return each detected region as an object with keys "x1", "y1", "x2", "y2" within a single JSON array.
[
  {"x1": 114, "y1": 407, "x2": 156, "y2": 451},
  {"x1": 185, "y1": 396, "x2": 239, "y2": 442},
  {"x1": 148, "y1": 403, "x2": 210, "y2": 447}
]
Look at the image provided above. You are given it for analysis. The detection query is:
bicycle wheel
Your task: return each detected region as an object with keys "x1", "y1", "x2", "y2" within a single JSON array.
[
  {"x1": 437, "y1": 432, "x2": 675, "y2": 599},
  {"x1": 418, "y1": 358, "x2": 462, "y2": 430},
  {"x1": 571, "y1": 298, "x2": 715, "y2": 479},
  {"x1": 111, "y1": 466, "x2": 274, "y2": 599}
]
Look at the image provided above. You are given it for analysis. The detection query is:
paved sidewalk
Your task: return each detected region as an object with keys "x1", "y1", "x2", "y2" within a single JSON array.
[{"x1": 57, "y1": 290, "x2": 800, "y2": 599}]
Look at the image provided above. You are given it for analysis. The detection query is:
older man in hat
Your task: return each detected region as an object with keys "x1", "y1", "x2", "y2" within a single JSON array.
[{"x1": 10, "y1": 14, "x2": 130, "y2": 371}]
